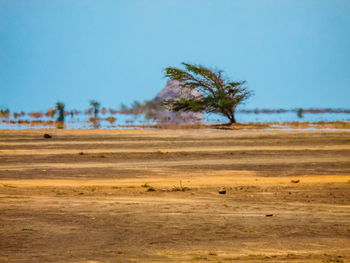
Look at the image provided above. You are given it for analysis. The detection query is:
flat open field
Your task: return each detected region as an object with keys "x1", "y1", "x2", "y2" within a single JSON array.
[{"x1": 0, "y1": 128, "x2": 350, "y2": 263}]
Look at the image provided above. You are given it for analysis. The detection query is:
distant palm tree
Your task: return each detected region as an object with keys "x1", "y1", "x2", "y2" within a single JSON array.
[
  {"x1": 297, "y1": 108, "x2": 304, "y2": 118},
  {"x1": 56, "y1": 102, "x2": 65, "y2": 123},
  {"x1": 90, "y1": 100, "x2": 101, "y2": 118},
  {"x1": 0, "y1": 108, "x2": 10, "y2": 119}
]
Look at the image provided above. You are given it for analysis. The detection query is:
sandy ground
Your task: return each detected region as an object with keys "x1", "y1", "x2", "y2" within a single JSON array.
[{"x1": 0, "y1": 128, "x2": 349, "y2": 263}]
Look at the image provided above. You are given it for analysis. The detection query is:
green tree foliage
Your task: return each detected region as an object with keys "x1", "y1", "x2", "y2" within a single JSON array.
[
  {"x1": 131, "y1": 100, "x2": 142, "y2": 109},
  {"x1": 90, "y1": 100, "x2": 101, "y2": 118},
  {"x1": 118, "y1": 100, "x2": 161, "y2": 118},
  {"x1": 119, "y1": 103, "x2": 128, "y2": 111},
  {"x1": 0, "y1": 108, "x2": 10, "y2": 118},
  {"x1": 162, "y1": 63, "x2": 252, "y2": 123},
  {"x1": 0, "y1": 108, "x2": 10, "y2": 114},
  {"x1": 297, "y1": 108, "x2": 304, "y2": 118},
  {"x1": 55, "y1": 102, "x2": 65, "y2": 123}
]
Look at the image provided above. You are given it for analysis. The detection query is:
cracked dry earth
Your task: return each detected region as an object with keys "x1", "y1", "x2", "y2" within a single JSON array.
[{"x1": 0, "y1": 128, "x2": 350, "y2": 263}]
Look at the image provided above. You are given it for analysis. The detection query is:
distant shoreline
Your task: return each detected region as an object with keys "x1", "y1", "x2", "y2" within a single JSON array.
[{"x1": 1, "y1": 121, "x2": 349, "y2": 131}]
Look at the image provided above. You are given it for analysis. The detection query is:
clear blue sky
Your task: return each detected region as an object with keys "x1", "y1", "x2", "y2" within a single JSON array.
[{"x1": 1, "y1": 0, "x2": 349, "y2": 112}]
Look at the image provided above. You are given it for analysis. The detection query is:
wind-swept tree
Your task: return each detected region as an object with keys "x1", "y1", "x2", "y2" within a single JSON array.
[
  {"x1": 90, "y1": 100, "x2": 101, "y2": 118},
  {"x1": 56, "y1": 102, "x2": 65, "y2": 123},
  {"x1": 162, "y1": 63, "x2": 252, "y2": 124}
]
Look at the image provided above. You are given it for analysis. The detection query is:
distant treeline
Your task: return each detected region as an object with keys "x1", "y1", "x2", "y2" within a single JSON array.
[
  {"x1": 1, "y1": 106, "x2": 350, "y2": 119},
  {"x1": 238, "y1": 108, "x2": 350, "y2": 114},
  {"x1": 0, "y1": 100, "x2": 160, "y2": 119}
]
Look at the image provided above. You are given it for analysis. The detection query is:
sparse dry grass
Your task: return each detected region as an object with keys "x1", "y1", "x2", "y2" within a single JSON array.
[{"x1": 0, "y1": 128, "x2": 349, "y2": 262}]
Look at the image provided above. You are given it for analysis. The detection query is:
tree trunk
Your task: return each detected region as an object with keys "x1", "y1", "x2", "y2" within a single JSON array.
[
  {"x1": 223, "y1": 110, "x2": 236, "y2": 124},
  {"x1": 222, "y1": 108, "x2": 237, "y2": 124},
  {"x1": 228, "y1": 108, "x2": 236, "y2": 124},
  {"x1": 229, "y1": 115, "x2": 236, "y2": 124}
]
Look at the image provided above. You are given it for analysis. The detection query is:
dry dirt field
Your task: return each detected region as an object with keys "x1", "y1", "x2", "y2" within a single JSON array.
[{"x1": 0, "y1": 128, "x2": 350, "y2": 263}]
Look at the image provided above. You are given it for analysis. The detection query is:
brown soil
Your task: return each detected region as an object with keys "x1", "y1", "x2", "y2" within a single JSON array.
[{"x1": 0, "y1": 129, "x2": 349, "y2": 263}]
